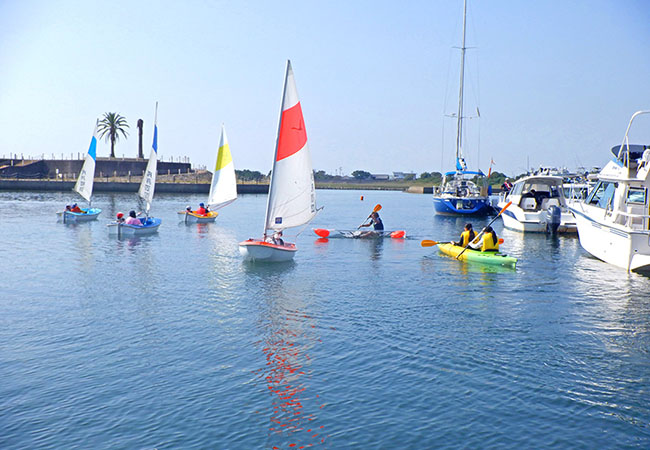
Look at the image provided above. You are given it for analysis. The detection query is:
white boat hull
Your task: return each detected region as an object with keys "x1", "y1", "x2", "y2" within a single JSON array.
[
  {"x1": 177, "y1": 211, "x2": 218, "y2": 223},
  {"x1": 57, "y1": 208, "x2": 102, "y2": 223},
  {"x1": 500, "y1": 206, "x2": 577, "y2": 233},
  {"x1": 570, "y1": 205, "x2": 650, "y2": 272},
  {"x1": 239, "y1": 239, "x2": 297, "y2": 262},
  {"x1": 107, "y1": 218, "x2": 162, "y2": 236}
]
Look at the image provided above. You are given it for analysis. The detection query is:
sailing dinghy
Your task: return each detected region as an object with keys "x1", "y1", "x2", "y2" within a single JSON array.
[
  {"x1": 57, "y1": 121, "x2": 102, "y2": 223},
  {"x1": 178, "y1": 124, "x2": 237, "y2": 223},
  {"x1": 108, "y1": 103, "x2": 162, "y2": 236},
  {"x1": 239, "y1": 60, "x2": 318, "y2": 262}
]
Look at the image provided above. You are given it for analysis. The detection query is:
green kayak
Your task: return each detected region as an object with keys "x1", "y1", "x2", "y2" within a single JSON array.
[{"x1": 438, "y1": 243, "x2": 517, "y2": 268}]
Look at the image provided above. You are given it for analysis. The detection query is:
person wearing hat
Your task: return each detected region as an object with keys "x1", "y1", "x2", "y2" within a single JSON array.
[
  {"x1": 125, "y1": 210, "x2": 141, "y2": 225},
  {"x1": 115, "y1": 212, "x2": 125, "y2": 223},
  {"x1": 195, "y1": 202, "x2": 209, "y2": 216},
  {"x1": 70, "y1": 203, "x2": 83, "y2": 213},
  {"x1": 501, "y1": 178, "x2": 513, "y2": 193}
]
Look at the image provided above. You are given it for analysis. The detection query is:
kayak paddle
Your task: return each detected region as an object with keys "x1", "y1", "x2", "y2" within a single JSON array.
[
  {"x1": 420, "y1": 240, "x2": 440, "y2": 247},
  {"x1": 456, "y1": 201, "x2": 512, "y2": 259},
  {"x1": 357, "y1": 204, "x2": 382, "y2": 229},
  {"x1": 390, "y1": 230, "x2": 405, "y2": 239}
]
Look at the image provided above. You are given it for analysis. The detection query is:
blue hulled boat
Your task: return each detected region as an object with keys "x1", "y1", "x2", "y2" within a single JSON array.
[{"x1": 433, "y1": 0, "x2": 492, "y2": 216}]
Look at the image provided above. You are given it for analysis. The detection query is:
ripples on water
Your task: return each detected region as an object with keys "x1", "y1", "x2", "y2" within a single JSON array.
[{"x1": 1, "y1": 190, "x2": 649, "y2": 449}]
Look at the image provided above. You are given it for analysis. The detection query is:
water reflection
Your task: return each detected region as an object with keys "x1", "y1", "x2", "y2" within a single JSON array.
[{"x1": 247, "y1": 266, "x2": 326, "y2": 448}]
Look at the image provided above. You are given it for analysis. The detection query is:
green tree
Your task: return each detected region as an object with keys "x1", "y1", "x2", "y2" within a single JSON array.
[
  {"x1": 98, "y1": 112, "x2": 129, "y2": 158},
  {"x1": 351, "y1": 170, "x2": 371, "y2": 180}
]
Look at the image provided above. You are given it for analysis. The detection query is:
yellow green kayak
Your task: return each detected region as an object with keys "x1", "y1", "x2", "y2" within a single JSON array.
[{"x1": 438, "y1": 243, "x2": 517, "y2": 268}]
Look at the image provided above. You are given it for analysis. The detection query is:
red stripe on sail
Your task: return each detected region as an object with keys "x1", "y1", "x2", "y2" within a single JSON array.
[{"x1": 276, "y1": 102, "x2": 307, "y2": 161}]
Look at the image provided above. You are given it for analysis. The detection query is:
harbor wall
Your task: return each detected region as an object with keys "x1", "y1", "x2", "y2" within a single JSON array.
[
  {"x1": 0, "y1": 158, "x2": 192, "y2": 178},
  {"x1": 0, "y1": 180, "x2": 268, "y2": 194}
]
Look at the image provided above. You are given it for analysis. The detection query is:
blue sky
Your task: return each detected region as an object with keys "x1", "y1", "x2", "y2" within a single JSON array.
[{"x1": 1, "y1": 0, "x2": 649, "y2": 176}]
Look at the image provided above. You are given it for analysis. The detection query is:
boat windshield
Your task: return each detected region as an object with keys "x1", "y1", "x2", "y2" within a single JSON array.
[{"x1": 587, "y1": 181, "x2": 616, "y2": 209}]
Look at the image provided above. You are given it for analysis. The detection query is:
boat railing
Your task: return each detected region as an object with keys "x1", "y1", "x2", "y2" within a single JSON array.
[{"x1": 610, "y1": 209, "x2": 650, "y2": 230}]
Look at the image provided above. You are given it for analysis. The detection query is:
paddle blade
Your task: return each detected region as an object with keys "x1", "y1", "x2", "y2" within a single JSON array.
[
  {"x1": 373, "y1": 204, "x2": 382, "y2": 213},
  {"x1": 498, "y1": 238, "x2": 504, "y2": 244},
  {"x1": 420, "y1": 240, "x2": 439, "y2": 247},
  {"x1": 499, "y1": 201, "x2": 512, "y2": 215},
  {"x1": 313, "y1": 228, "x2": 330, "y2": 238},
  {"x1": 390, "y1": 230, "x2": 405, "y2": 239}
]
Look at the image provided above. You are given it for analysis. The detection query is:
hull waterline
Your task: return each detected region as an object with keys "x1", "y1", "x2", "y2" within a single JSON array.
[{"x1": 239, "y1": 239, "x2": 297, "y2": 262}]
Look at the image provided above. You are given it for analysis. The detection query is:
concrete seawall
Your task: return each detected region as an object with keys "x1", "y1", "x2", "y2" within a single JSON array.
[{"x1": 0, "y1": 180, "x2": 269, "y2": 194}]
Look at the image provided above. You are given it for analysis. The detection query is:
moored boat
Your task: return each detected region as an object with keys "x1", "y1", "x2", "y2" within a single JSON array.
[
  {"x1": 432, "y1": 0, "x2": 492, "y2": 216},
  {"x1": 239, "y1": 60, "x2": 319, "y2": 262},
  {"x1": 497, "y1": 174, "x2": 577, "y2": 233},
  {"x1": 438, "y1": 242, "x2": 517, "y2": 268},
  {"x1": 57, "y1": 121, "x2": 102, "y2": 223},
  {"x1": 569, "y1": 110, "x2": 650, "y2": 272}
]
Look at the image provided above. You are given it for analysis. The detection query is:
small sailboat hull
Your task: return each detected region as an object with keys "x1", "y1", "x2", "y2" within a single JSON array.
[
  {"x1": 177, "y1": 211, "x2": 218, "y2": 223},
  {"x1": 57, "y1": 208, "x2": 102, "y2": 222},
  {"x1": 107, "y1": 217, "x2": 162, "y2": 236},
  {"x1": 239, "y1": 239, "x2": 297, "y2": 262}
]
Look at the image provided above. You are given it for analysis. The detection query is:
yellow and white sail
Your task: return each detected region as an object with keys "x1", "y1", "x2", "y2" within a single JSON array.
[
  {"x1": 207, "y1": 124, "x2": 237, "y2": 210},
  {"x1": 138, "y1": 103, "x2": 158, "y2": 213}
]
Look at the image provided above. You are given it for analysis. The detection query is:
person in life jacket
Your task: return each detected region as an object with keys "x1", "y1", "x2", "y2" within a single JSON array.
[
  {"x1": 455, "y1": 223, "x2": 475, "y2": 247},
  {"x1": 470, "y1": 226, "x2": 500, "y2": 252},
  {"x1": 196, "y1": 202, "x2": 208, "y2": 216},
  {"x1": 70, "y1": 203, "x2": 83, "y2": 213}
]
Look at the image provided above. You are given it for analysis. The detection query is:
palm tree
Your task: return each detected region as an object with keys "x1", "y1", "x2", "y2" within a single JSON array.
[{"x1": 97, "y1": 112, "x2": 129, "y2": 158}]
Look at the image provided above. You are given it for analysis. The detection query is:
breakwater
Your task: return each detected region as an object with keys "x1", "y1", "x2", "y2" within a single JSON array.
[{"x1": 0, "y1": 179, "x2": 268, "y2": 194}]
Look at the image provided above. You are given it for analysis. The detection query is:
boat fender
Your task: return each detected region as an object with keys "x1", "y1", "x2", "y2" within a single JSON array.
[{"x1": 544, "y1": 205, "x2": 561, "y2": 234}]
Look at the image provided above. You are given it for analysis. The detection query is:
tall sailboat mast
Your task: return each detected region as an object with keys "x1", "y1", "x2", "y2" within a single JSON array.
[{"x1": 455, "y1": 0, "x2": 467, "y2": 166}]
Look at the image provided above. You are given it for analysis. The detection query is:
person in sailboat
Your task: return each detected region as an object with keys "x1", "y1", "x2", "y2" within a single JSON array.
[
  {"x1": 360, "y1": 211, "x2": 384, "y2": 237},
  {"x1": 185, "y1": 205, "x2": 192, "y2": 213},
  {"x1": 115, "y1": 212, "x2": 125, "y2": 223},
  {"x1": 65, "y1": 204, "x2": 72, "y2": 212},
  {"x1": 70, "y1": 203, "x2": 83, "y2": 213},
  {"x1": 195, "y1": 202, "x2": 209, "y2": 216},
  {"x1": 125, "y1": 210, "x2": 141, "y2": 225},
  {"x1": 454, "y1": 223, "x2": 476, "y2": 247},
  {"x1": 468, "y1": 226, "x2": 499, "y2": 252},
  {"x1": 272, "y1": 231, "x2": 284, "y2": 245}
]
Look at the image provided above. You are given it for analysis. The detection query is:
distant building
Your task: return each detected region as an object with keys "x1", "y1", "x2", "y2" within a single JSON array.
[
  {"x1": 370, "y1": 173, "x2": 390, "y2": 181},
  {"x1": 392, "y1": 171, "x2": 416, "y2": 180}
]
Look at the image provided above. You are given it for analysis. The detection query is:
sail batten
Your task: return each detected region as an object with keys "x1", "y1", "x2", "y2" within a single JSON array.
[{"x1": 264, "y1": 60, "x2": 316, "y2": 232}]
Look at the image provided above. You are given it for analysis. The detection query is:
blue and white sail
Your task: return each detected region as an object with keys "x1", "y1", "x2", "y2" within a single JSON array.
[
  {"x1": 138, "y1": 103, "x2": 158, "y2": 213},
  {"x1": 73, "y1": 120, "x2": 99, "y2": 203}
]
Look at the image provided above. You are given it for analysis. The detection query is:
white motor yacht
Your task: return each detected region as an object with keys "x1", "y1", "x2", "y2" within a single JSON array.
[
  {"x1": 569, "y1": 110, "x2": 650, "y2": 272},
  {"x1": 497, "y1": 174, "x2": 577, "y2": 233}
]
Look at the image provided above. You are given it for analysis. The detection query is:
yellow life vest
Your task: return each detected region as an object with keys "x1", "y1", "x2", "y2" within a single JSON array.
[
  {"x1": 460, "y1": 230, "x2": 475, "y2": 247},
  {"x1": 482, "y1": 232, "x2": 499, "y2": 252}
]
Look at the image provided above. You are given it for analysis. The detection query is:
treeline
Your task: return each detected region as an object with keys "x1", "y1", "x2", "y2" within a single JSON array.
[{"x1": 234, "y1": 168, "x2": 514, "y2": 186}]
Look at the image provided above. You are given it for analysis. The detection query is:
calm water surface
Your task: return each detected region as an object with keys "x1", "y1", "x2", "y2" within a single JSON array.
[{"x1": 1, "y1": 189, "x2": 649, "y2": 449}]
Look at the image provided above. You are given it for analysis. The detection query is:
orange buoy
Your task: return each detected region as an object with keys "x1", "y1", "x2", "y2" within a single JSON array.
[{"x1": 360, "y1": 195, "x2": 364, "y2": 201}]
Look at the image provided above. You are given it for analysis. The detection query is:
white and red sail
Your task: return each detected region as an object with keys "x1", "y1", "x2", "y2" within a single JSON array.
[{"x1": 263, "y1": 60, "x2": 316, "y2": 234}]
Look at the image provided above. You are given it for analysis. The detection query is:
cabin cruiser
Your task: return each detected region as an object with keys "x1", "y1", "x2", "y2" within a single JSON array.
[
  {"x1": 497, "y1": 174, "x2": 577, "y2": 233},
  {"x1": 569, "y1": 110, "x2": 650, "y2": 272}
]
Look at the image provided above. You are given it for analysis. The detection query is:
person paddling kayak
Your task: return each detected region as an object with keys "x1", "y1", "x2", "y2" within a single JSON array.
[
  {"x1": 360, "y1": 211, "x2": 384, "y2": 237},
  {"x1": 469, "y1": 225, "x2": 500, "y2": 252},
  {"x1": 454, "y1": 223, "x2": 475, "y2": 247}
]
